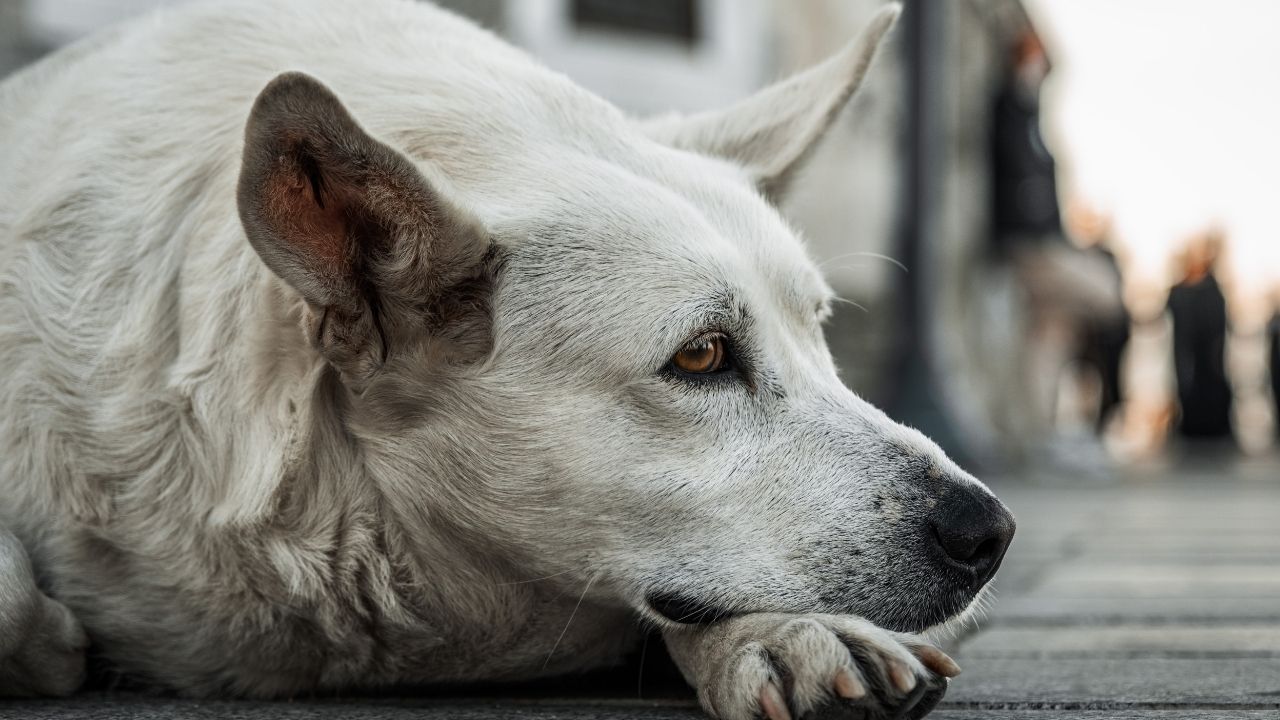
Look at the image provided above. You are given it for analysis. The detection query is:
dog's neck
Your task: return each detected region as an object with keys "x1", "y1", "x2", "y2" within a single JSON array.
[
  {"x1": 214, "y1": 277, "x2": 521, "y2": 621},
  {"x1": 70, "y1": 263, "x2": 640, "y2": 691}
]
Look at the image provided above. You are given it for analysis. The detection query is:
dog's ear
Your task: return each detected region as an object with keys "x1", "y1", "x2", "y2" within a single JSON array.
[
  {"x1": 641, "y1": 4, "x2": 899, "y2": 202},
  {"x1": 238, "y1": 72, "x2": 489, "y2": 386}
]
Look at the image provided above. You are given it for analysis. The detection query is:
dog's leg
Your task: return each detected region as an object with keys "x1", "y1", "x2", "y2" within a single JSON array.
[
  {"x1": 0, "y1": 526, "x2": 88, "y2": 697},
  {"x1": 663, "y1": 613, "x2": 957, "y2": 720}
]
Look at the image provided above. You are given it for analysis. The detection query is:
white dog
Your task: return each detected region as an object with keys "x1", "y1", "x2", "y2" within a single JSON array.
[{"x1": 0, "y1": 1, "x2": 1014, "y2": 718}]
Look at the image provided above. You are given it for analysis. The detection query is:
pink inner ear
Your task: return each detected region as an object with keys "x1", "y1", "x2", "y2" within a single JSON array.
[{"x1": 264, "y1": 152, "x2": 355, "y2": 296}]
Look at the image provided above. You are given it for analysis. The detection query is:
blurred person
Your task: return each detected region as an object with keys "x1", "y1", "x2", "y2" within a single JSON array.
[
  {"x1": 1166, "y1": 232, "x2": 1234, "y2": 443},
  {"x1": 1269, "y1": 304, "x2": 1280, "y2": 437},
  {"x1": 1074, "y1": 216, "x2": 1131, "y2": 433},
  {"x1": 990, "y1": 30, "x2": 1058, "y2": 254},
  {"x1": 983, "y1": 28, "x2": 1125, "y2": 466}
]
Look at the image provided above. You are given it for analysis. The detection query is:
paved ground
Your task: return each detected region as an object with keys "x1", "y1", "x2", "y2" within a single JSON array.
[
  {"x1": 937, "y1": 453, "x2": 1280, "y2": 718},
  {"x1": 3, "y1": 453, "x2": 1278, "y2": 719}
]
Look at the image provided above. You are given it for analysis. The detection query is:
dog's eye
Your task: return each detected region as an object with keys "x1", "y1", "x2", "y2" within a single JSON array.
[{"x1": 671, "y1": 334, "x2": 729, "y2": 374}]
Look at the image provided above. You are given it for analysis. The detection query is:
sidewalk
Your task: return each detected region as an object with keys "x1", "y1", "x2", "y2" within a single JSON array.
[
  {"x1": 4, "y1": 457, "x2": 1278, "y2": 719},
  {"x1": 935, "y1": 455, "x2": 1280, "y2": 719}
]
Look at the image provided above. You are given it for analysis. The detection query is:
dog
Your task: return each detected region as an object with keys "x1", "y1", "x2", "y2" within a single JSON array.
[{"x1": 0, "y1": 1, "x2": 1015, "y2": 717}]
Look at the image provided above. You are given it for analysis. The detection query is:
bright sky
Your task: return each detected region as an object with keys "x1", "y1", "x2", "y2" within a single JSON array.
[{"x1": 1025, "y1": 0, "x2": 1280, "y2": 323}]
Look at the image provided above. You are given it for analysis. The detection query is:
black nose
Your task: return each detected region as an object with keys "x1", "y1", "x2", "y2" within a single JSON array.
[{"x1": 928, "y1": 484, "x2": 1015, "y2": 588}]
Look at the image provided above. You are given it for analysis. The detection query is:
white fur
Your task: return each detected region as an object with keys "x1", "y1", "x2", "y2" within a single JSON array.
[{"x1": 0, "y1": 1, "x2": 1008, "y2": 716}]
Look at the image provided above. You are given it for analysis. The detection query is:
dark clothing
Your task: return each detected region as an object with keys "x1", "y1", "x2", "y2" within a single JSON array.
[
  {"x1": 1086, "y1": 318, "x2": 1129, "y2": 431},
  {"x1": 990, "y1": 80, "x2": 1063, "y2": 256},
  {"x1": 1077, "y1": 247, "x2": 1130, "y2": 432},
  {"x1": 1167, "y1": 275, "x2": 1233, "y2": 439},
  {"x1": 1269, "y1": 314, "x2": 1280, "y2": 434}
]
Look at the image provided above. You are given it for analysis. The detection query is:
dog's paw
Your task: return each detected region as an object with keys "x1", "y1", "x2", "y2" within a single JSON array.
[
  {"x1": 668, "y1": 613, "x2": 957, "y2": 720},
  {"x1": 1, "y1": 588, "x2": 90, "y2": 697}
]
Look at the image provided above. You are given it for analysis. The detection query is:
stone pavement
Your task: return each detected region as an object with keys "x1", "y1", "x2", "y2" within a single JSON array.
[
  {"x1": 3, "y1": 455, "x2": 1278, "y2": 719},
  {"x1": 938, "y1": 454, "x2": 1280, "y2": 718}
]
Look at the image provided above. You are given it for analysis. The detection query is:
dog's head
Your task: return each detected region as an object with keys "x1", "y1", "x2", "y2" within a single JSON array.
[{"x1": 236, "y1": 5, "x2": 1012, "y2": 634}]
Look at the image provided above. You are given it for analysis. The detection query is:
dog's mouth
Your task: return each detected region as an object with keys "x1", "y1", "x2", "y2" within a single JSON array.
[
  {"x1": 645, "y1": 588, "x2": 974, "y2": 633},
  {"x1": 645, "y1": 591, "x2": 738, "y2": 626}
]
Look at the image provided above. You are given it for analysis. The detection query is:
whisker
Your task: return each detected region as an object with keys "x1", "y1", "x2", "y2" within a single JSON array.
[
  {"x1": 817, "y1": 251, "x2": 909, "y2": 273},
  {"x1": 675, "y1": 601, "x2": 717, "y2": 625},
  {"x1": 817, "y1": 263, "x2": 876, "y2": 272},
  {"x1": 543, "y1": 573, "x2": 597, "y2": 670},
  {"x1": 922, "y1": 584, "x2": 998, "y2": 643},
  {"x1": 400, "y1": 566, "x2": 577, "y2": 591},
  {"x1": 636, "y1": 630, "x2": 650, "y2": 699},
  {"x1": 829, "y1": 295, "x2": 869, "y2": 313},
  {"x1": 497, "y1": 568, "x2": 576, "y2": 586}
]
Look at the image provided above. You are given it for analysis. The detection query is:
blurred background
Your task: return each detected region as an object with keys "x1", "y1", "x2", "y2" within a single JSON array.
[{"x1": 3, "y1": 0, "x2": 1279, "y2": 481}]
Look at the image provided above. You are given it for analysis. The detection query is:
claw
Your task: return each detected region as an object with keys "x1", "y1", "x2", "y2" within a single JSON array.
[
  {"x1": 888, "y1": 660, "x2": 917, "y2": 693},
  {"x1": 834, "y1": 667, "x2": 866, "y2": 700},
  {"x1": 892, "y1": 681, "x2": 930, "y2": 720},
  {"x1": 913, "y1": 646, "x2": 962, "y2": 678},
  {"x1": 759, "y1": 682, "x2": 793, "y2": 720}
]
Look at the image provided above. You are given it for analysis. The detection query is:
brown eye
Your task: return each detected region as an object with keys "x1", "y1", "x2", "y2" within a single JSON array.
[{"x1": 671, "y1": 334, "x2": 728, "y2": 374}]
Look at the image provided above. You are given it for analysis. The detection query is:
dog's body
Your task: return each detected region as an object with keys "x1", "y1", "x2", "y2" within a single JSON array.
[{"x1": 0, "y1": 1, "x2": 1013, "y2": 717}]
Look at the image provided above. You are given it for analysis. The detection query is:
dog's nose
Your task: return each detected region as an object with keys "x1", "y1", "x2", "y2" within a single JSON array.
[{"x1": 928, "y1": 484, "x2": 1015, "y2": 588}]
